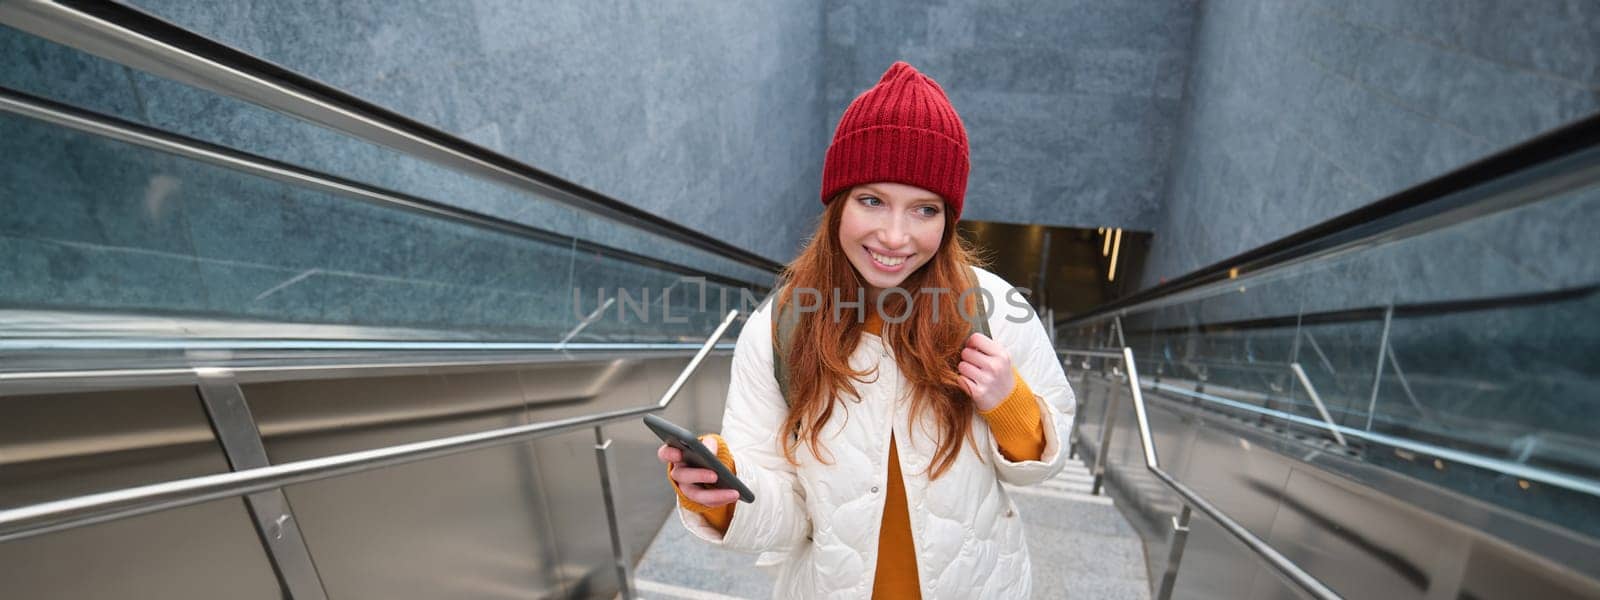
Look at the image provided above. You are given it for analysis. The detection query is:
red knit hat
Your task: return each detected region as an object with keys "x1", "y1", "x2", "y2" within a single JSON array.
[{"x1": 821, "y1": 61, "x2": 971, "y2": 219}]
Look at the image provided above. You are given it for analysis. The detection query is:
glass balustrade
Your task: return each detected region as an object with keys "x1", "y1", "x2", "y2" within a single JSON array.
[
  {"x1": 0, "y1": 28, "x2": 770, "y2": 367},
  {"x1": 1061, "y1": 154, "x2": 1600, "y2": 537}
]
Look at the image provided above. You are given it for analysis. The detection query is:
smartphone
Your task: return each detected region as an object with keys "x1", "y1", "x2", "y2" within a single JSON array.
[{"x1": 643, "y1": 413, "x2": 755, "y2": 503}]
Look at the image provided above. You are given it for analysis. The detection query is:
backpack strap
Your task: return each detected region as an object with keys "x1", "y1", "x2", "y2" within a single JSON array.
[
  {"x1": 771, "y1": 267, "x2": 990, "y2": 406},
  {"x1": 772, "y1": 283, "x2": 800, "y2": 407},
  {"x1": 963, "y1": 266, "x2": 992, "y2": 339}
]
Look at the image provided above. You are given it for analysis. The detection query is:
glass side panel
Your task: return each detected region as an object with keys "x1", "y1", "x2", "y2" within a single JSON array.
[
  {"x1": 0, "y1": 108, "x2": 749, "y2": 347},
  {"x1": 1061, "y1": 166, "x2": 1600, "y2": 537},
  {"x1": 0, "y1": 24, "x2": 770, "y2": 362},
  {"x1": 0, "y1": 25, "x2": 774, "y2": 289}
]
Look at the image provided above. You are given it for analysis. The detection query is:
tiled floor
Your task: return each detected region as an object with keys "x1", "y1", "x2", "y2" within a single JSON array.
[{"x1": 632, "y1": 460, "x2": 1150, "y2": 599}]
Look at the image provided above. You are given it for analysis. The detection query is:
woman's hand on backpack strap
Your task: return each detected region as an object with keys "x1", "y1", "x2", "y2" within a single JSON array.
[
  {"x1": 658, "y1": 436, "x2": 741, "y2": 508},
  {"x1": 958, "y1": 332, "x2": 1016, "y2": 412}
]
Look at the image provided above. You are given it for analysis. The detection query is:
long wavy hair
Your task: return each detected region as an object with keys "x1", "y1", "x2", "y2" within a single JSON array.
[{"x1": 775, "y1": 191, "x2": 989, "y2": 480}]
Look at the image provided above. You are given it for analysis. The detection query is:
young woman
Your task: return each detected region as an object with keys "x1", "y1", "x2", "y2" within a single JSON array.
[{"x1": 656, "y1": 61, "x2": 1074, "y2": 599}]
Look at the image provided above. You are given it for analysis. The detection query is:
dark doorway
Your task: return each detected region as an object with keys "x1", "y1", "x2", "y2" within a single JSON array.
[{"x1": 958, "y1": 222, "x2": 1151, "y2": 323}]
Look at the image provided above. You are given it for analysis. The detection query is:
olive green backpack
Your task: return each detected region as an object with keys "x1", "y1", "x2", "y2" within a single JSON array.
[{"x1": 771, "y1": 267, "x2": 991, "y2": 404}]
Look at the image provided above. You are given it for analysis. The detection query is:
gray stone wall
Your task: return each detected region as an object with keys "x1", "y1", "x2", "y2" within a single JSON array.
[
  {"x1": 823, "y1": 0, "x2": 1198, "y2": 231},
  {"x1": 1142, "y1": 0, "x2": 1600, "y2": 287}
]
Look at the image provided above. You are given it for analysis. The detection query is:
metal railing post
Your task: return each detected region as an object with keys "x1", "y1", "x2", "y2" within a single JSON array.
[
  {"x1": 1067, "y1": 360, "x2": 1082, "y2": 460},
  {"x1": 1057, "y1": 348, "x2": 1126, "y2": 479},
  {"x1": 196, "y1": 369, "x2": 328, "y2": 600},
  {"x1": 593, "y1": 426, "x2": 634, "y2": 600},
  {"x1": 1156, "y1": 505, "x2": 1193, "y2": 600},
  {"x1": 1091, "y1": 369, "x2": 1120, "y2": 496},
  {"x1": 1046, "y1": 307, "x2": 1057, "y2": 349}
]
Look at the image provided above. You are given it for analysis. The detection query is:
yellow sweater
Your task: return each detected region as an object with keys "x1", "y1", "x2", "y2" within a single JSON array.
[{"x1": 669, "y1": 314, "x2": 1046, "y2": 598}]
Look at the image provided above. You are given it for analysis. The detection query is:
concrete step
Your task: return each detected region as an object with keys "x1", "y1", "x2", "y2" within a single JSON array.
[
  {"x1": 1042, "y1": 472, "x2": 1091, "y2": 484},
  {"x1": 638, "y1": 475, "x2": 1150, "y2": 600},
  {"x1": 1042, "y1": 474, "x2": 1092, "y2": 486},
  {"x1": 634, "y1": 513, "x2": 774, "y2": 600},
  {"x1": 1012, "y1": 493, "x2": 1151, "y2": 599},
  {"x1": 1008, "y1": 485, "x2": 1114, "y2": 506},
  {"x1": 1038, "y1": 480, "x2": 1094, "y2": 495},
  {"x1": 633, "y1": 579, "x2": 755, "y2": 600}
]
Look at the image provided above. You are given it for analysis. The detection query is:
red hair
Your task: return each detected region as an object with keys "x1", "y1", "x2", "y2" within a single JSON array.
[{"x1": 775, "y1": 192, "x2": 988, "y2": 479}]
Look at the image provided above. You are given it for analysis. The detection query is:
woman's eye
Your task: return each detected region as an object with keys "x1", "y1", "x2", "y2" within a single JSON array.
[
  {"x1": 916, "y1": 206, "x2": 941, "y2": 217},
  {"x1": 859, "y1": 195, "x2": 883, "y2": 207}
]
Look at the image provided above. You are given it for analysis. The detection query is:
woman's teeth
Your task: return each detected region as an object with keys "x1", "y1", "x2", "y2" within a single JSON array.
[{"x1": 870, "y1": 250, "x2": 906, "y2": 266}]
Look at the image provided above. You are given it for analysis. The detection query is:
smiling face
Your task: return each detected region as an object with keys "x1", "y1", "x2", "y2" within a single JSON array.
[{"x1": 837, "y1": 182, "x2": 948, "y2": 300}]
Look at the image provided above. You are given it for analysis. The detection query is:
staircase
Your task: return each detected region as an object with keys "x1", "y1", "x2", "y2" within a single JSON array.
[
  {"x1": 631, "y1": 459, "x2": 1151, "y2": 599},
  {"x1": 1006, "y1": 460, "x2": 1151, "y2": 599}
]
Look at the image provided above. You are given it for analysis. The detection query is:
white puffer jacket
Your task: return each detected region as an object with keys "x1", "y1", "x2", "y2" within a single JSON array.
[{"x1": 678, "y1": 267, "x2": 1075, "y2": 599}]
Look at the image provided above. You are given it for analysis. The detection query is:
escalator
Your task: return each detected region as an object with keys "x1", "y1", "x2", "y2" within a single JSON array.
[
  {"x1": 1055, "y1": 111, "x2": 1600, "y2": 598},
  {"x1": 0, "y1": 5, "x2": 772, "y2": 598},
  {"x1": 4, "y1": 2, "x2": 1599, "y2": 599}
]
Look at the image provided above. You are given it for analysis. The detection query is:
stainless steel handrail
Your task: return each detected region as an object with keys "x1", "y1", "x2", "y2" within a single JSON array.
[
  {"x1": 0, "y1": 1, "x2": 784, "y2": 276},
  {"x1": 0, "y1": 343, "x2": 736, "y2": 397},
  {"x1": 2, "y1": 340, "x2": 736, "y2": 355},
  {"x1": 0, "y1": 310, "x2": 740, "y2": 545},
  {"x1": 1097, "y1": 350, "x2": 1438, "y2": 431},
  {"x1": 1122, "y1": 349, "x2": 1342, "y2": 600},
  {"x1": 1146, "y1": 378, "x2": 1600, "y2": 498},
  {"x1": 1060, "y1": 347, "x2": 1343, "y2": 600},
  {"x1": 657, "y1": 311, "x2": 738, "y2": 408},
  {"x1": 1067, "y1": 345, "x2": 1600, "y2": 497},
  {"x1": 0, "y1": 403, "x2": 650, "y2": 543}
]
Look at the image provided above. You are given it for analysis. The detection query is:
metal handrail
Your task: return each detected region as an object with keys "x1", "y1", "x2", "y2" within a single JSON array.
[
  {"x1": 1065, "y1": 345, "x2": 1600, "y2": 498},
  {"x1": 1109, "y1": 349, "x2": 1436, "y2": 425},
  {"x1": 0, "y1": 1, "x2": 784, "y2": 276},
  {"x1": 1145, "y1": 379, "x2": 1600, "y2": 498},
  {"x1": 1061, "y1": 346, "x2": 1342, "y2": 599},
  {"x1": 0, "y1": 310, "x2": 740, "y2": 545},
  {"x1": 2, "y1": 339, "x2": 737, "y2": 354},
  {"x1": 1123, "y1": 347, "x2": 1343, "y2": 599},
  {"x1": 0, "y1": 343, "x2": 737, "y2": 397},
  {"x1": 658, "y1": 311, "x2": 737, "y2": 409}
]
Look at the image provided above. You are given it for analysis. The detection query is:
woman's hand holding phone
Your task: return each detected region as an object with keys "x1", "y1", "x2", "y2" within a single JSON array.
[{"x1": 657, "y1": 436, "x2": 742, "y2": 508}]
